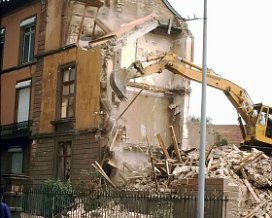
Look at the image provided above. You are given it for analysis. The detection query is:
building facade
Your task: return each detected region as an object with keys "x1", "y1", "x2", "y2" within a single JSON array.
[
  {"x1": 1, "y1": 0, "x2": 41, "y2": 192},
  {"x1": 1, "y1": 0, "x2": 193, "y2": 189}
]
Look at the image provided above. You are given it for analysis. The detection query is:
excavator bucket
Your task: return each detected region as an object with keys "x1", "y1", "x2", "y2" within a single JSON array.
[{"x1": 110, "y1": 66, "x2": 136, "y2": 101}]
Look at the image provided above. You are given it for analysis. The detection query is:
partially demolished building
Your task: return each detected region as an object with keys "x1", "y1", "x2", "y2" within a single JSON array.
[
  {"x1": 1, "y1": 0, "x2": 193, "y2": 185},
  {"x1": 1, "y1": 1, "x2": 271, "y2": 218}
]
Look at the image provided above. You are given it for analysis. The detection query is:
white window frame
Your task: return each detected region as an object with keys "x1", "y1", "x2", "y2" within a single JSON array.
[
  {"x1": 16, "y1": 80, "x2": 31, "y2": 123},
  {"x1": 20, "y1": 16, "x2": 36, "y2": 64},
  {"x1": 60, "y1": 66, "x2": 76, "y2": 119}
]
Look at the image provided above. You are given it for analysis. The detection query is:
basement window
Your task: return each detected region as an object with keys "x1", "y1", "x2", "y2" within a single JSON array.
[
  {"x1": 57, "y1": 141, "x2": 71, "y2": 183},
  {"x1": 20, "y1": 16, "x2": 36, "y2": 65}
]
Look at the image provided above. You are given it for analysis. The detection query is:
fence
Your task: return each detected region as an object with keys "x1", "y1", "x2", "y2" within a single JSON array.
[{"x1": 21, "y1": 187, "x2": 227, "y2": 218}]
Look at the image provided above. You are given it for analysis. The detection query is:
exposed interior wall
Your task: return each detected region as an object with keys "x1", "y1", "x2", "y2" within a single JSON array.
[
  {"x1": 61, "y1": 0, "x2": 189, "y2": 48},
  {"x1": 118, "y1": 87, "x2": 171, "y2": 146},
  {"x1": 102, "y1": 29, "x2": 194, "y2": 181},
  {"x1": 172, "y1": 36, "x2": 194, "y2": 150},
  {"x1": 44, "y1": 0, "x2": 62, "y2": 50},
  {"x1": 60, "y1": 0, "x2": 104, "y2": 47},
  {"x1": 110, "y1": 33, "x2": 194, "y2": 148},
  {"x1": 116, "y1": 33, "x2": 177, "y2": 145}
]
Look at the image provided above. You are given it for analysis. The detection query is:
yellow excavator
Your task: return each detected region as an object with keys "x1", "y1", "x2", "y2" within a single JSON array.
[{"x1": 110, "y1": 52, "x2": 272, "y2": 153}]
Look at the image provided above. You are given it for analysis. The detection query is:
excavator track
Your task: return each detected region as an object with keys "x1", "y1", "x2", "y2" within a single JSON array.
[{"x1": 239, "y1": 144, "x2": 272, "y2": 156}]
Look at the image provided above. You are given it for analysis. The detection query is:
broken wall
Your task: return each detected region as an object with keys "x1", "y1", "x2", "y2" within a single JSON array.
[
  {"x1": 113, "y1": 33, "x2": 194, "y2": 147},
  {"x1": 103, "y1": 23, "x2": 194, "y2": 183}
]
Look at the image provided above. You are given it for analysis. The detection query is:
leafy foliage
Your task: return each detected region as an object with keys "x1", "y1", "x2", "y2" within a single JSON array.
[
  {"x1": 214, "y1": 132, "x2": 228, "y2": 146},
  {"x1": 40, "y1": 179, "x2": 74, "y2": 217},
  {"x1": 42, "y1": 179, "x2": 72, "y2": 193}
]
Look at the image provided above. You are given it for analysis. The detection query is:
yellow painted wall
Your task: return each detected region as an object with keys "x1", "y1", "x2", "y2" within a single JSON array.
[
  {"x1": 45, "y1": 0, "x2": 62, "y2": 50},
  {"x1": 39, "y1": 47, "x2": 101, "y2": 133},
  {"x1": 75, "y1": 48, "x2": 101, "y2": 130}
]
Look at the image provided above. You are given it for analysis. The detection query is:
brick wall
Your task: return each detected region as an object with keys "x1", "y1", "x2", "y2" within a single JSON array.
[
  {"x1": 32, "y1": 0, "x2": 47, "y2": 134},
  {"x1": 175, "y1": 178, "x2": 239, "y2": 218}
]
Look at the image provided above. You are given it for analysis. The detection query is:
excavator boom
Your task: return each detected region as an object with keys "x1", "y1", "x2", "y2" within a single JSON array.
[
  {"x1": 110, "y1": 52, "x2": 272, "y2": 152},
  {"x1": 111, "y1": 52, "x2": 253, "y2": 124}
]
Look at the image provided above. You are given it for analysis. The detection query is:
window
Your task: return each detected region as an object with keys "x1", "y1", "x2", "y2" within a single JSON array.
[
  {"x1": 0, "y1": 28, "x2": 5, "y2": 70},
  {"x1": 20, "y1": 16, "x2": 36, "y2": 65},
  {"x1": 259, "y1": 107, "x2": 268, "y2": 126},
  {"x1": 57, "y1": 141, "x2": 71, "y2": 182},
  {"x1": 60, "y1": 65, "x2": 76, "y2": 119},
  {"x1": 8, "y1": 147, "x2": 23, "y2": 174},
  {"x1": 16, "y1": 80, "x2": 31, "y2": 123},
  {"x1": 267, "y1": 113, "x2": 272, "y2": 138}
]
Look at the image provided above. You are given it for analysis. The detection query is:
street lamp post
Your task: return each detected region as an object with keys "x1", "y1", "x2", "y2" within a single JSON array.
[{"x1": 197, "y1": 0, "x2": 207, "y2": 217}]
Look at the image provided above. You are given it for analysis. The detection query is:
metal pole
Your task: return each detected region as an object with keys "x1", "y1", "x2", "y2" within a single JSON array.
[{"x1": 197, "y1": 0, "x2": 207, "y2": 217}]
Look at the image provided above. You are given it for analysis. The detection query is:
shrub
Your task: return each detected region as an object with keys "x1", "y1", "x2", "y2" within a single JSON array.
[{"x1": 40, "y1": 179, "x2": 74, "y2": 217}]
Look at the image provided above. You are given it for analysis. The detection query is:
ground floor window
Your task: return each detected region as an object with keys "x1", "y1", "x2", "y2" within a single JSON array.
[
  {"x1": 8, "y1": 147, "x2": 23, "y2": 174},
  {"x1": 57, "y1": 141, "x2": 71, "y2": 182}
]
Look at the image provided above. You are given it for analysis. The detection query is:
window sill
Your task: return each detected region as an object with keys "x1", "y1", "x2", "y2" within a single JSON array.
[{"x1": 50, "y1": 118, "x2": 76, "y2": 133}]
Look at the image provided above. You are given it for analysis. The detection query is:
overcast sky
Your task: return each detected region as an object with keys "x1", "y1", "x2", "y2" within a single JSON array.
[{"x1": 168, "y1": 0, "x2": 272, "y2": 124}]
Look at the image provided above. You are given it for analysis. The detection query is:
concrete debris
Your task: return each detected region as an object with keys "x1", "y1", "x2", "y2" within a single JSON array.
[{"x1": 104, "y1": 144, "x2": 271, "y2": 217}]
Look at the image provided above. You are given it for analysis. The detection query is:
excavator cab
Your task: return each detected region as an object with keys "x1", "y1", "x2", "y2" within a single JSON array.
[{"x1": 244, "y1": 104, "x2": 272, "y2": 151}]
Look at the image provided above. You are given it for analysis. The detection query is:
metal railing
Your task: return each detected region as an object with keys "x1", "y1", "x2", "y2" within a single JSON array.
[
  {"x1": 1, "y1": 120, "x2": 32, "y2": 138},
  {"x1": 20, "y1": 187, "x2": 227, "y2": 218}
]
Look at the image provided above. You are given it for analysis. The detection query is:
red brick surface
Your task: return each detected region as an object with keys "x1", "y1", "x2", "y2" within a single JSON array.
[{"x1": 214, "y1": 125, "x2": 243, "y2": 145}]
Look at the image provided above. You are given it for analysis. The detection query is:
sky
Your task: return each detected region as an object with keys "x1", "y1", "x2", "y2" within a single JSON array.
[{"x1": 168, "y1": 0, "x2": 272, "y2": 124}]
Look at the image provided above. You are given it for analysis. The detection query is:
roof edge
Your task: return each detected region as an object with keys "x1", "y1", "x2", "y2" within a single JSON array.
[{"x1": 162, "y1": 0, "x2": 186, "y2": 21}]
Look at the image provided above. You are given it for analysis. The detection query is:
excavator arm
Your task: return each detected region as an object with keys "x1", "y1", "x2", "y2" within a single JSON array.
[{"x1": 111, "y1": 52, "x2": 254, "y2": 125}]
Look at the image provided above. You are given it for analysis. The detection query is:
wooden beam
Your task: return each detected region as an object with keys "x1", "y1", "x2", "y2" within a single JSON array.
[
  {"x1": 156, "y1": 133, "x2": 170, "y2": 159},
  {"x1": 146, "y1": 135, "x2": 158, "y2": 190},
  {"x1": 205, "y1": 144, "x2": 215, "y2": 165},
  {"x1": 243, "y1": 203, "x2": 264, "y2": 218},
  {"x1": 93, "y1": 161, "x2": 117, "y2": 189},
  {"x1": 243, "y1": 179, "x2": 260, "y2": 203},
  {"x1": 169, "y1": 125, "x2": 182, "y2": 162},
  {"x1": 109, "y1": 129, "x2": 119, "y2": 150},
  {"x1": 77, "y1": 5, "x2": 87, "y2": 43},
  {"x1": 235, "y1": 151, "x2": 263, "y2": 172},
  {"x1": 206, "y1": 154, "x2": 214, "y2": 172}
]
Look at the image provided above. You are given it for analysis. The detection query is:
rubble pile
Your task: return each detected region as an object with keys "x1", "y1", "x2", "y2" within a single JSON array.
[{"x1": 107, "y1": 144, "x2": 272, "y2": 217}]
